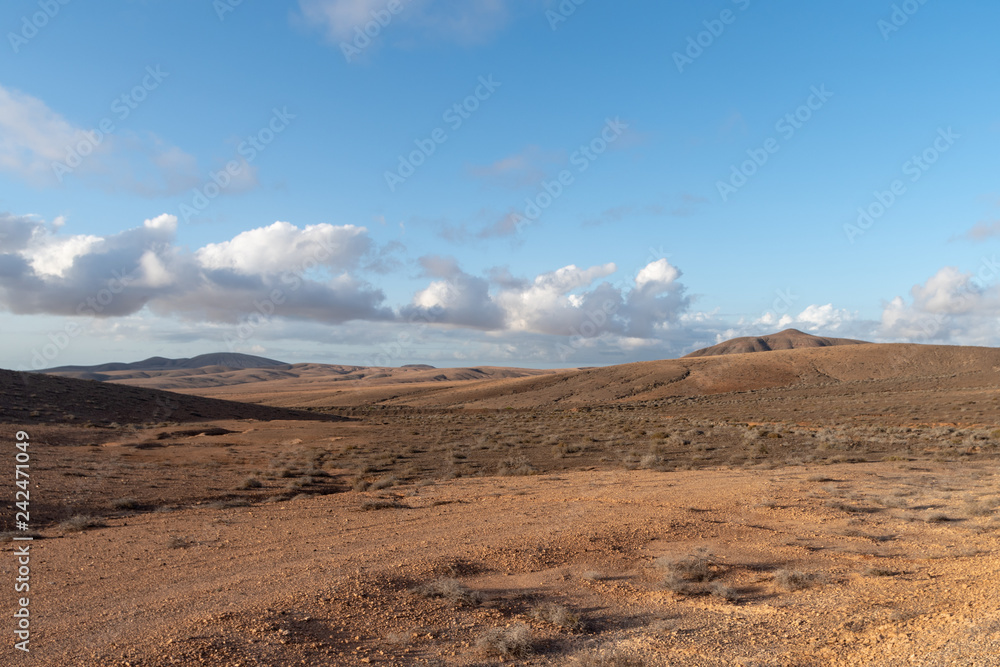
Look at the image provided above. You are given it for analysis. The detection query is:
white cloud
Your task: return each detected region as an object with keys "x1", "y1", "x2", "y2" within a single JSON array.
[
  {"x1": 403, "y1": 257, "x2": 692, "y2": 346},
  {"x1": 0, "y1": 84, "x2": 200, "y2": 195},
  {"x1": 299, "y1": 0, "x2": 520, "y2": 45},
  {"x1": 879, "y1": 265, "x2": 1000, "y2": 344},
  {"x1": 794, "y1": 303, "x2": 856, "y2": 332},
  {"x1": 0, "y1": 85, "x2": 89, "y2": 183},
  {"x1": 0, "y1": 213, "x2": 393, "y2": 325},
  {"x1": 635, "y1": 258, "x2": 679, "y2": 290},
  {"x1": 16, "y1": 213, "x2": 1000, "y2": 365},
  {"x1": 195, "y1": 221, "x2": 371, "y2": 275}
]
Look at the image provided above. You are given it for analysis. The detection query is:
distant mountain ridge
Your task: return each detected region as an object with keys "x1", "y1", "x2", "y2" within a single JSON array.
[
  {"x1": 683, "y1": 329, "x2": 870, "y2": 358},
  {"x1": 44, "y1": 353, "x2": 287, "y2": 375}
]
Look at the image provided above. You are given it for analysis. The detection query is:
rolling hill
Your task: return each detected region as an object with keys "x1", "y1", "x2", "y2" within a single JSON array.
[
  {"x1": 43, "y1": 352, "x2": 288, "y2": 380},
  {"x1": 683, "y1": 328, "x2": 869, "y2": 357},
  {"x1": 0, "y1": 368, "x2": 345, "y2": 425}
]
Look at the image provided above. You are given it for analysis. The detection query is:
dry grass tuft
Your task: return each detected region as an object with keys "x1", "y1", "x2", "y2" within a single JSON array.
[
  {"x1": 57, "y1": 515, "x2": 106, "y2": 533},
  {"x1": 413, "y1": 578, "x2": 483, "y2": 607},
  {"x1": 774, "y1": 568, "x2": 823, "y2": 591},
  {"x1": 475, "y1": 623, "x2": 532, "y2": 658},
  {"x1": 531, "y1": 602, "x2": 585, "y2": 631}
]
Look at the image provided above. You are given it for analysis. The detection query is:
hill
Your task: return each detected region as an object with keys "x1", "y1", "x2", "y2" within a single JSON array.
[
  {"x1": 0, "y1": 368, "x2": 344, "y2": 425},
  {"x1": 43, "y1": 352, "x2": 287, "y2": 380},
  {"x1": 683, "y1": 328, "x2": 869, "y2": 358},
  {"x1": 82, "y1": 342, "x2": 1000, "y2": 425}
]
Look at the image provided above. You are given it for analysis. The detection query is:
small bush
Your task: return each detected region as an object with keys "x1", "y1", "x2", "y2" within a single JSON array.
[
  {"x1": 497, "y1": 455, "x2": 535, "y2": 476},
  {"x1": 57, "y1": 515, "x2": 106, "y2": 533},
  {"x1": 531, "y1": 602, "x2": 584, "y2": 631},
  {"x1": 370, "y1": 475, "x2": 398, "y2": 490},
  {"x1": 475, "y1": 623, "x2": 532, "y2": 658},
  {"x1": 964, "y1": 499, "x2": 998, "y2": 517},
  {"x1": 414, "y1": 578, "x2": 483, "y2": 607},
  {"x1": 774, "y1": 569, "x2": 821, "y2": 592},
  {"x1": 573, "y1": 646, "x2": 647, "y2": 666},
  {"x1": 656, "y1": 550, "x2": 718, "y2": 596},
  {"x1": 238, "y1": 476, "x2": 263, "y2": 490},
  {"x1": 111, "y1": 497, "x2": 142, "y2": 511},
  {"x1": 639, "y1": 453, "x2": 662, "y2": 470},
  {"x1": 709, "y1": 581, "x2": 739, "y2": 602}
]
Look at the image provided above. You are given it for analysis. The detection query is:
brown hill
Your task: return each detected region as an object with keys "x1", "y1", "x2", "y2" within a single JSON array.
[
  {"x1": 43, "y1": 352, "x2": 287, "y2": 380},
  {"x1": 92, "y1": 343, "x2": 1000, "y2": 426},
  {"x1": 0, "y1": 368, "x2": 346, "y2": 425},
  {"x1": 684, "y1": 328, "x2": 869, "y2": 358}
]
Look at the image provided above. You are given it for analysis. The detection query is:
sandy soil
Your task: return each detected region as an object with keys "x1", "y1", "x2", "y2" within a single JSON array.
[{"x1": 7, "y1": 462, "x2": 1000, "y2": 665}]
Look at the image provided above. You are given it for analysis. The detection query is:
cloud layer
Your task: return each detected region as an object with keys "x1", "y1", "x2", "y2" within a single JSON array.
[{"x1": 4, "y1": 211, "x2": 999, "y2": 365}]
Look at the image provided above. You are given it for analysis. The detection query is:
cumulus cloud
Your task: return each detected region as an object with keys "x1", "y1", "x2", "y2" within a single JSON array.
[
  {"x1": 0, "y1": 213, "x2": 392, "y2": 324},
  {"x1": 196, "y1": 221, "x2": 372, "y2": 275},
  {"x1": 401, "y1": 256, "x2": 692, "y2": 350},
  {"x1": 19, "y1": 211, "x2": 1000, "y2": 365},
  {"x1": 401, "y1": 255, "x2": 505, "y2": 329},
  {"x1": 879, "y1": 265, "x2": 1000, "y2": 344},
  {"x1": 0, "y1": 84, "x2": 200, "y2": 195}
]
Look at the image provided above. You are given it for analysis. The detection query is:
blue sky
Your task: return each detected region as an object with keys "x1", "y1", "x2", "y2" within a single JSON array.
[{"x1": 1, "y1": 0, "x2": 998, "y2": 370}]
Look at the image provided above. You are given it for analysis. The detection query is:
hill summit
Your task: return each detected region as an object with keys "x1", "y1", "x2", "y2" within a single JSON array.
[{"x1": 683, "y1": 328, "x2": 870, "y2": 358}]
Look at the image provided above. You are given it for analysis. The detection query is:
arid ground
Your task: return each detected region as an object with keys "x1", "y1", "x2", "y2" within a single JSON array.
[{"x1": 3, "y1": 338, "x2": 1000, "y2": 665}]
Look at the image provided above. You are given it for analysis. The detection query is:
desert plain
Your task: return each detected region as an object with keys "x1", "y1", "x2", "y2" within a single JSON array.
[{"x1": 3, "y1": 330, "x2": 1000, "y2": 666}]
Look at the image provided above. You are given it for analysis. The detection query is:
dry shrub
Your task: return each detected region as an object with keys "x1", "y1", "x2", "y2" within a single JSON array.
[
  {"x1": 531, "y1": 602, "x2": 584, "y2": 631},
  {"x1": 497, "y1": 455, "x2": 535, "y2": 476},
  {"x1": 413, "y1": 578, "x2": 483, "y2": 607},
  {"x1": 475, "y1": 623, "x2": 532, "y2": 658},
  {"x1": 57, "y1": 515, "x2": 106, "y2": 533},
  {"x1": 774, "y1": 568, "x2": 822, "y2": 591}
]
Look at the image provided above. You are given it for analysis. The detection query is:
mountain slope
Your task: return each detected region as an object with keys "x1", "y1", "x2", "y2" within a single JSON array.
[
  {"x1": 684, "y1": 328, "x2": 870, "y2": 358},
  {"x1": 0, "y1": 369, "x2": 344, "y2": 425},
  {"x1": 43, "y1": 353, "x2": 288, "y2": 380}
]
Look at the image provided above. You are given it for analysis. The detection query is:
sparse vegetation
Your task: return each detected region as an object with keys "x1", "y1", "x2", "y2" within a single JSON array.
[
  {"x1": 496, "y1": 455, "x2": 536, "y2": 476},
  {"x1": 111, "y1": 497, "x2": 142, "y2": 510},
  {"x1": 413, "y1": 578, "x2": 483, "y2": 607},
  {"x1": 655, "y1": 550, "x2": 721, "y2": 596},
  {"x1": 531, "y1": 602, "x2": 585, "y2": 631},
  {"x1": 475, "y1": 623, "x2": 532, "y2": 658},
  {"x1": 57, "y1": 515, "x2": 106, "y2": 533},
  {"x1": 238, "y1": 476, "x2": 263, "y2": 490},
  {"x1": 572, "y1": 646, "x2": 647, "y2": 666},
  {"x1": 774, "y1": 568, "x2": 822, "y2": 591}
]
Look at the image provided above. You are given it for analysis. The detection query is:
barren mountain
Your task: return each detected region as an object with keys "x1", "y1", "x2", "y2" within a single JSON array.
[
  {"x1": 43, "y1": 352, "x2": 288, "y2": 380},
  {"x1": 684, "y1": 328, "x2": 869, "y2": 358},
  {"x1": 107, "y1": 343, "x2": 1000, "y2": 427}
]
